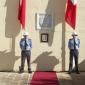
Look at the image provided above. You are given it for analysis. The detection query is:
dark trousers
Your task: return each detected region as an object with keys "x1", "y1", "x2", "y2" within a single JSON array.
[
  {"x1": 69, "y1": 50, "x2": 79, "y2": 73},
  {"x1": 20, "y1": 51, "x2": 31, "y2": 71}
]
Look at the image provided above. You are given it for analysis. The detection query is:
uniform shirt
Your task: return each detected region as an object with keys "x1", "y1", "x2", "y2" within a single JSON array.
[
  {"x1": 68, "y1": 38, "x2": 80, "y2": 50},
  {"x1": 20, "y1": 38, "x2": 32, "y2": 51}
]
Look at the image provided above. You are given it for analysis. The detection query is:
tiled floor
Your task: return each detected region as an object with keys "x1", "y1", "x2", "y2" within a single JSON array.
[
  {"x1": 0, "y1": 72, "x2": 33, "y2": 85},
  {"x1": 0, "y1": 72, "x2": 85, "y2": 85}
]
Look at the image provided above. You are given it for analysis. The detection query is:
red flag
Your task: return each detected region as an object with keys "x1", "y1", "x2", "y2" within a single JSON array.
[
  {"x1": 65, "y1": 0, "x2": 77, "y2": 30},
  {"x1": 18, "y1": 0, "x2": 26, "y2": 29}
]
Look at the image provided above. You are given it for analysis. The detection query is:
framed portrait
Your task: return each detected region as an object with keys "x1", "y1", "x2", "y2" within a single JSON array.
[
  {"x1": 41, "y1": 33, "x2": 49, "y2": 42},
  {"x1": 36, "y1": 13, "x2": 53, "y2": 30}
]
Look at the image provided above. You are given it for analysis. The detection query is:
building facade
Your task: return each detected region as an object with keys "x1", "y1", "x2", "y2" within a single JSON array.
[{"x1": 0, "y1": 0, "x2": 85, "y2": 71}]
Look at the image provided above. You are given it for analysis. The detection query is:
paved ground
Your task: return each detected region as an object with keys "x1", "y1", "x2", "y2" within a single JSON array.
[
  {"x1": 58, "y1": 72, "x2": 85, "y2": 85},
  {"x1": 0, "y1": 72, "x2": 85, "y2": 85}
]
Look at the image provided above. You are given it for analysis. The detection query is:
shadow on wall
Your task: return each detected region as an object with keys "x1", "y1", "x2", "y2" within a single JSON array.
[
  {"x1": 39, "y1": 0, "x2": 66, "y2": 46},
  {"x1": 5, "y1": 0, "x2": 20, "y2": 38},
  {"x1": 78, "y1": 60, "x2": 85, "y2": 71},
  {"x1": 32, "y1": 51, "x2": 59, "y2": 71},
  {"x1": 39, "y1": 0, "x2": 67, "y2": 71},
  {"x1": 0, "y1": 0, "x2": 20, "y2": 71},
  {"x1": 0, "y1": 51, "x2": 19, "y2": 71},
  {"x1": 67, "y1": 60, "x2": 85, "y2": 72}
]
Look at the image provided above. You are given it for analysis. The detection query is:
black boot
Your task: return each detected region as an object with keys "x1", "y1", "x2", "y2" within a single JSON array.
[
  {"x1": 68, "y1": 66, "x2": 72, "y2": 74},
  {"x1": 19, "y1": 66, "x2": 24, "y2": 73},
  {"x1": 76, "y1": 71, "x2": 80, "y2": 74},
  {"x1": 75, "y1": 66, "x2": 80, "y2": 74},
  {"x1": 28, "y1": 68, "x2": 32, "y2": 74}
]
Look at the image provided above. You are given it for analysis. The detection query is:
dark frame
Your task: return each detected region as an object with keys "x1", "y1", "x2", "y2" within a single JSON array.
[{"x1": 41, "y1": 33, "x2": 49, "y2": 42}]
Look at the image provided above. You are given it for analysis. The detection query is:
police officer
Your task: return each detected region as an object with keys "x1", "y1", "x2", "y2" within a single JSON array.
[
  {"x1": 19, "y1": 32, "x2": 32, "y2": 73},
  {"x1": 68, "y1": 32, "x2": 80, "y2": 74}
]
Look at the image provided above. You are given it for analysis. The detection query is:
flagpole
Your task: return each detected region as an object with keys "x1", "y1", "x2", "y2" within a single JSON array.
[{"x1": 21, "y1": 26, "x2": 25, "y2": 38}]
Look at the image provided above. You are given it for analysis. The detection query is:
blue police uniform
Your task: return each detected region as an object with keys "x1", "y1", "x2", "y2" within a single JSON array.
[
  {"x1": 19, "y1": 38, "x2": 32, "y2": 73},
  {"x1": 68, "y1": 38, "x2": 80, "y2": 74}
]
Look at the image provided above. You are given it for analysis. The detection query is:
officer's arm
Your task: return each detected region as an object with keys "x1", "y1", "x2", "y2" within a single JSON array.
[
  {"x1": 20, "y1": 39, "x2": 22, "y2": 49},
  {"x1": 68, "y1": 39, "x2": 71, "y2": 49},
  {"x1": 29, "y1": 39, "x2": 32, "y2": 49},
  {"x1": 78, "y1": 39, "x2": 80, "y2": 48}
]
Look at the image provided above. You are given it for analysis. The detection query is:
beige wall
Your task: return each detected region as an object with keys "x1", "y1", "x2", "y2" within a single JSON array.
[{"x1": 0, "y1": 0, "x2": 85, "y2": 72}]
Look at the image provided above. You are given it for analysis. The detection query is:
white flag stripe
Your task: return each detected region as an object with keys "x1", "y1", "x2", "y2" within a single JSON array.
[
  {"x1": 20, "y1": 0, "x2": 22, "y2": 6},
  {"x1": 71, "y1": 0, "x2": 77, "y2": 5}
]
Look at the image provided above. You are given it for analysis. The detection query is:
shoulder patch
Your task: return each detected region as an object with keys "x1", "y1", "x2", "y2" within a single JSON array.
[{"x1": 21, "y1": 38, "x2": 24, "y2": 41}]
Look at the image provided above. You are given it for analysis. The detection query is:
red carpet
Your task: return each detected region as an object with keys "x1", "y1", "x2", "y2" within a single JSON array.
[{"x1": 30, "y1": 71, "x2": 59, "y2": 85}]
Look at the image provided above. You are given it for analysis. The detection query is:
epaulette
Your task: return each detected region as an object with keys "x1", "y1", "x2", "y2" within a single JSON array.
[
  {"x1": 21, "y1": 38, "x2": 24, "y2": 41},
  {"x1": 28, "y1": 39, "x2": 31, "y2": 40},
  {"x1": 78, "y1": 38, "x2": 80, "y2": 41},
  {"x1": 69, "y1": 38, "x2": 72, "y2": 40}
]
